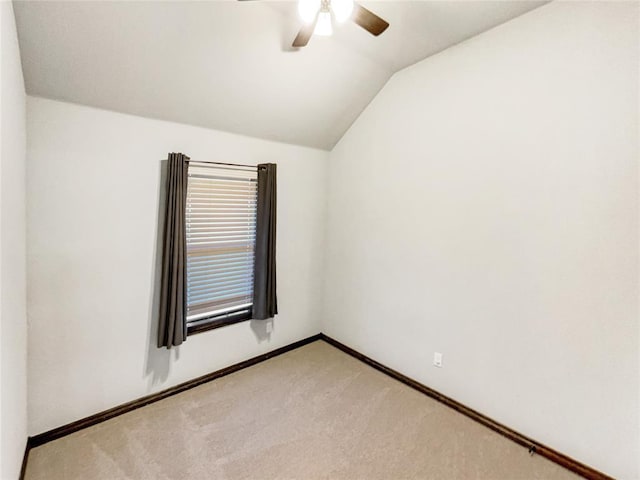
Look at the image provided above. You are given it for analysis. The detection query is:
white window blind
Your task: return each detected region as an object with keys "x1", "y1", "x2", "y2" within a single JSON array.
[{"x1": 185, "y1": 163, "x2": 257, "y2": 323}]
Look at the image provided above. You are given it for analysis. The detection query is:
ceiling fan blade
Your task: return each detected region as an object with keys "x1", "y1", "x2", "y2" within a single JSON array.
[
  {"x1": 292, "y1": 17, "x2": 318, "y2": 47},
  {"x1": 351, "y1": 3, "x2": 389, "y2": 36}
]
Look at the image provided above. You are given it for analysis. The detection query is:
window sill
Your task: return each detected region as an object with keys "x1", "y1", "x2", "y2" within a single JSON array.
[{"x1": 187, "y1": 310, "x2": 252, "y2": 336}]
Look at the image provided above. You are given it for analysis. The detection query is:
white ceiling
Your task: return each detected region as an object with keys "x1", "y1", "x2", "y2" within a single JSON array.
[{"x1": 14, "y1": 1, "x2": 545, "y2": 150}]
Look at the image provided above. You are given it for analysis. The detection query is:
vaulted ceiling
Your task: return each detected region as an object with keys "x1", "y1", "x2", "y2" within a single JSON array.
[{"x1": 14, "y1": 1, "x2": 545, "y2": 150}]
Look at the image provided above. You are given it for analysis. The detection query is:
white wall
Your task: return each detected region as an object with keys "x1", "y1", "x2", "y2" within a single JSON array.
[
  {"x1": 0, "y1": 1, "x2": 27, "y2": 478},
  {"x1": 27, "y1": 97, "x2": 328, "y2": 435},
  {"x1": 324, "y1": 2, "x2": 639, "y2": 479}
]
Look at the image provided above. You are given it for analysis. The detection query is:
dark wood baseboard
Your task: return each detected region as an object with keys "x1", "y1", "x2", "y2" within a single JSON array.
[
  {"x1": 29, "y1": 333, "x2": 321, "y2": 448},
  {"x1": 19, "y1": 438, "x2": 31, "y2": 480},
  {"x1": 24, "y1": 332, "x2": 614, "y2": 480},
  {"x1": 319, "y1": 333, "x2": 613, "y2": 480}
]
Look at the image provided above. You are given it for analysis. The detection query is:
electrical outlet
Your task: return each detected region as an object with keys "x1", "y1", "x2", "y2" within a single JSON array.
[
  {"x1": 433, "y1": 352, "x2": 443, "y2": 368},
  {"x1": 265, "y1": 321, "x2": 273, "y2": 334}
]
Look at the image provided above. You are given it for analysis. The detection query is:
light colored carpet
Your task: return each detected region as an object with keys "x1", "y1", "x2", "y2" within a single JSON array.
[{"x1": 25, "y1": 341, "x2": 578, "y2": 480}]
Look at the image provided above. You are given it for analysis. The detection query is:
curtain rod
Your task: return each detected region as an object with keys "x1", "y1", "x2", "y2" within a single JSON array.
[{"x1": 188, "y1": 160, "x2": 256, "y2": 171}]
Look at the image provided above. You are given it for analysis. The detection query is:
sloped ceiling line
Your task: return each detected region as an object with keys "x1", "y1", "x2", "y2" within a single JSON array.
[{"x1": 14, "y1": 1, "x2": 545, "y2": 150}]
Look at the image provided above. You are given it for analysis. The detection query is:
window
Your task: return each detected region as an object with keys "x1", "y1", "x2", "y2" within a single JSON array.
[
  {"x1": 158, "y1": 154, "x2": 276, "y2": 348},
  {"x1": 185, "y1": 163, "x2": 257, "y2": 334}
]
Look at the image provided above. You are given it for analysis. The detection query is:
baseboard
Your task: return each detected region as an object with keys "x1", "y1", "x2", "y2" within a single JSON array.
[
  {"x1": 24, "y1": 331, "x2": 614, "y2": 480},
  {"x1": 19, "y1": 438, "x2": 31, "y2": 480},
  {"x1": 29, "y1": 333, "x2": 321, "y2": 448},
  {"x1": 319, "y1": 333, "x2": 613, "y2": 480}
]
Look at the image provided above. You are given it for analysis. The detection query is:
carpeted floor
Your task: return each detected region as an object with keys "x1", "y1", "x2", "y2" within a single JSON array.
[{"x1": 25, "y1": 341, "x2": 578, "y2": 480}]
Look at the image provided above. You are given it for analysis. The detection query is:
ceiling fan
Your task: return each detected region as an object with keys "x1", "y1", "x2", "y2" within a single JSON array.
[
  {"x1": 239, "y1": 0, "x2": 389, "y2": 48},
  {"x1": 292, "y1": 0, "x2": 389, "y2": 47}
]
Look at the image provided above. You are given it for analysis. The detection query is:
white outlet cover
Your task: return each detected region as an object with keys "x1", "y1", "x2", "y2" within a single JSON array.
[{"x1": 433, "y1": 352, "x2": 443, "y2": 367}]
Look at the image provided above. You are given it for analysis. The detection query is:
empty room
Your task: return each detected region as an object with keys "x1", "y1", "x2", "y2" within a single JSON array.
[{"x1": 0, "y1": 0, "x2": 638, "y2": 479}]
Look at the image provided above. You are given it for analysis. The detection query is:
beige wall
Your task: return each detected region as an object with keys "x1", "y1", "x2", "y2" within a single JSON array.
[
  {"x1": 0, "y1": 1, "x2": 28, "y2": 478},
  {"x1": 26, "y1": 97, "x2": 328, "y2": 435},
  {"x1": 324, "y1": 2, "x2": 639, "y2": 478}
]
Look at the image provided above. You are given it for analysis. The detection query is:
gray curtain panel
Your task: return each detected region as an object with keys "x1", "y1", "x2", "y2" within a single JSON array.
[
  {"x1": 158, "y1": 153, "x2": 190, "y2": 348},
  {"x1": 253, "y1": 163, "x2": 278, "y2": 320}
]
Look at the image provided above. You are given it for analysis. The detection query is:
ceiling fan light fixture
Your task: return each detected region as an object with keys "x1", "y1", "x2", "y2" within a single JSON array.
[
  {"x1": 331, "y1": 0, "x2": 353, "y2": 23},
  {"x1": 314, "y1": 11, "x2": 333, "y2": 36},
  {"x1": 298, "y1": 0, "x2": 320, "y2": 24}
]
